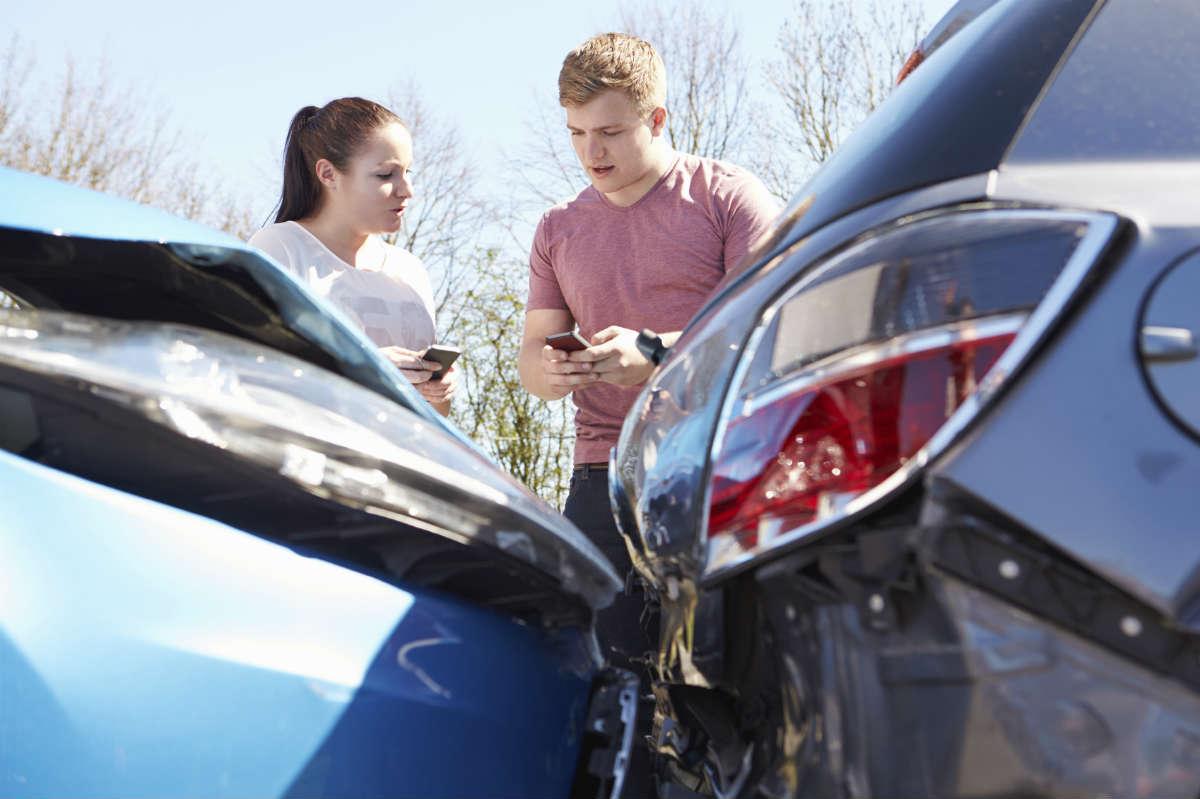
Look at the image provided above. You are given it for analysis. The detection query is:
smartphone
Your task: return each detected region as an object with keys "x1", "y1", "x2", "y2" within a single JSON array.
[
  {"x1": 545, "y1": 330, "x2": 591, "y2": 352},
  {"x1": 421, "y1": 344, "x2": 461, "y2": 381}
]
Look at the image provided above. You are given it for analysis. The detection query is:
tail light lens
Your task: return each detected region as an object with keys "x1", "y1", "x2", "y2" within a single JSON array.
[{"x1": 705, "y1": 209, "x2": 1117, "y2": 576}]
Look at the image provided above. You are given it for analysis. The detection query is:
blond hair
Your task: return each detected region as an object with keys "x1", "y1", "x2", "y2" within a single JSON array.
[{"x1": 558, "y1": 33, "x2": 667, "y2": 116}]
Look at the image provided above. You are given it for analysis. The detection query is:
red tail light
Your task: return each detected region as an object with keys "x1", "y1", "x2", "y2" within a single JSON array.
[
  {"x1": 702, "y1": 209, "x2": 1118, "y2": 577},
  {"x1": 709, "y1": 329, "x2": 1015, "y2": 550}
]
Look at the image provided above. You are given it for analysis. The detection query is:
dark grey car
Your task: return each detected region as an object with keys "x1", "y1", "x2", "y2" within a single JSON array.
[{"x1": 611, "y1": 0, "x2": 1200, "y2": 796}]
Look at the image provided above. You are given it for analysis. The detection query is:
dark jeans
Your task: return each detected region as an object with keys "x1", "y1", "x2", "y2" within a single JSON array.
[{"x1": 564, "y1": 465, "x2": 657, "y2": 799}]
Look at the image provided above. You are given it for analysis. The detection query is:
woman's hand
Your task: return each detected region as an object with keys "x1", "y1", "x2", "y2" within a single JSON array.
[
  {"x1": 381, "y1": 346, "x2": 440, "y2": 384},
  {"x1": 380, "y1": 346, "x2": 457, "y2": 415},
  {"x1": 417, "y1": 366, "x2": 458, "y2": 413}
]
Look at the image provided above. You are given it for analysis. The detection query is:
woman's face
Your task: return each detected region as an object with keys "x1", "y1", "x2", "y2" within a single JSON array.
[{"x1": 324, "y1": 123, "x2": 414, "y2": 235}]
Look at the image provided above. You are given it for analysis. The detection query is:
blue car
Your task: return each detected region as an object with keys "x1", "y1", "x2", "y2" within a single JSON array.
[{"x1": 0, "y1": 166, "x2": 634, "y2": 799}]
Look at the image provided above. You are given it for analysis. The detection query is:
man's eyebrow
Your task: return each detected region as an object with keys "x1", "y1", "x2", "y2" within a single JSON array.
[{"x1": 566, "y1": 123, "x2": 625, "y2": 132}]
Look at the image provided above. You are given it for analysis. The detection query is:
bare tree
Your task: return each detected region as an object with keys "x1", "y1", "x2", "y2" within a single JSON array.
[
  {"x1": 383, "y1": 83, "x2": 576, "y2": 504},
  {"x1": 619, "y1": 1, "x2": 755, "y2": 162},
  {"x1": 0, "y1": 37, "x2": 254, "y2": 238},
  {"x1": 384, "y1": 82, "x2": 495, "y2": 327},
  {"x1": 449, "y1": 248, "x2": 575, "y2": 506},
  {"x1": 758, "y1": 0, "x2": 925, "y2": 200},
  {"x1": 511, "y1": 94, "x2": 587, "y2": 209}
]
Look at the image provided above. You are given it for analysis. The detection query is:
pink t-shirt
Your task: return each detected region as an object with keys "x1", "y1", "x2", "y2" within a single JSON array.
[{"x1": 528, "y1": 153, "x2": 780, "y2": 464}]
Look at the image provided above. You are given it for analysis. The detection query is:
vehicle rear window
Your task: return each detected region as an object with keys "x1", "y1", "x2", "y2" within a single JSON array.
[{"x1": 1007, "y1": 0, "x2": 1200, "y2": 163}]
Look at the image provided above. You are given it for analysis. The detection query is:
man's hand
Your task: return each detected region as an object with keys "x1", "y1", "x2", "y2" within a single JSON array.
[
  {"x1": 542, "y1": 344, "x2": 600, "y2": 391},
  {"x1": 566, "y1": 326, "x2": 656, "y2": 387}
]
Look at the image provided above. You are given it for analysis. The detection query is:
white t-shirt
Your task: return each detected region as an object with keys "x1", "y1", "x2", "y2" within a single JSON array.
[{"x1": 249, "y1": 221, "x2": 437, "y2": 351}]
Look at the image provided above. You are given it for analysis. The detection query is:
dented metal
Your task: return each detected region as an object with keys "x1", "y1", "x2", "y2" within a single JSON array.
[{"x1": 0, "y1": 309, "x2": 620, "y2": 611}]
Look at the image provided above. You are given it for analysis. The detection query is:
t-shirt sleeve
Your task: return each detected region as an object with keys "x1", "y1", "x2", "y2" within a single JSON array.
[
  {"x1": 721, "y1": 173, "x2": 783, "y2": 277},
  {"x1": 248, "y1": 226, "x2": 303, "y2": 280},
  {"x1": 526, "y1": 214, "x2": 569, "y2": 312}
]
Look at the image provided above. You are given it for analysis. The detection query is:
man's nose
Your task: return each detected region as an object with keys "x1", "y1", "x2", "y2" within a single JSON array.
[{"x1": 586, "y1": 135, "x2": 605, "y2": 161}]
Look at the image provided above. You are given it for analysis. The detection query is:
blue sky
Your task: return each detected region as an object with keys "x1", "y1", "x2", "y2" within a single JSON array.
[{"x1": 6, "y1": 0, "x2": 954, "y2": 223}]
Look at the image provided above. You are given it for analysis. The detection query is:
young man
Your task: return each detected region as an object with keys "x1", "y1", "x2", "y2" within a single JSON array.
[{"x1": 519, "y1": 31, "x2": 779, "y2": 794}]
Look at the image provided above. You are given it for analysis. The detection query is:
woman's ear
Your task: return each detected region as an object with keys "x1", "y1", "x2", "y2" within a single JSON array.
[{"x1": 314, "y1": 158, "x2": 338, "y2": 191}]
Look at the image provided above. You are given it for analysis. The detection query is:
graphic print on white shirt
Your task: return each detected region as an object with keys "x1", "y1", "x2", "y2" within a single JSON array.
[{"x1": 248, "y1": 221, "x2": 437, "y2": 351}]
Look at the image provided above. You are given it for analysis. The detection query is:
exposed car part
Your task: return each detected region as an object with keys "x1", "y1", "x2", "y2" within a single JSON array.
[
  {"x1": 0, "y1": 220, "x2": 431, "y2": 424},
  {"x1": 572, "y1": 668, "x2": 640, "y2": 799},
  {"x1": 0, "y1": 309, "x2": 619, "y2": 622}
]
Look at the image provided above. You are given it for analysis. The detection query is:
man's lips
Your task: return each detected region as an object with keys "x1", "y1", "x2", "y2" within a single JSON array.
[{"x1": 590, "y1": 166, "x2": 614, "y2": 177}]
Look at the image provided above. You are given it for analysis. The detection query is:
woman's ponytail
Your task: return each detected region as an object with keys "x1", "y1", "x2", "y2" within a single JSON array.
[{"x1": 275, "y1": 106, "x2": 322, "y2": 223}]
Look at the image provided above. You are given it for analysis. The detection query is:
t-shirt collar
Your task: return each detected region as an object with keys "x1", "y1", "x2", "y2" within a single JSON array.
[{"x1": 591, "y1": 154, "x2": 682, "y2": 212}]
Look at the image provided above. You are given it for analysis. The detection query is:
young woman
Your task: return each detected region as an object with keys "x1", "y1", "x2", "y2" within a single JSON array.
[{"x1": 250, "y1": 97, "x2": 456, "y2": 415}]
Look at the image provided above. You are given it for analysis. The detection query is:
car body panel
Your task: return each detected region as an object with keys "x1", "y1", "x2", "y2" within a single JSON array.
[
  {"x1": 1006, "y1": 0, "x2": 1200, "y2": 166},
  {"x1": 930, "y1": 221, "x2": 1200, "y2": 617},
  {"x1": 932, "y1": 0, "x2": 1200, "y2": 618},
  {"x1": 0, "y1": 165, "x2": 241, "y2": 248},
  {"x1": 0, "y1": 449, "x2": 592, "y2": 798}
]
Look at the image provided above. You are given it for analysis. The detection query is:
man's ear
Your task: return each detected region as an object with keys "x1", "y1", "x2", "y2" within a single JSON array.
[
  {"x1": 649, "y1": 106, "x2": 668, "y2": 137},
  {"x1": 314, "y1": 158, "x2": 339, "y2": 191}
]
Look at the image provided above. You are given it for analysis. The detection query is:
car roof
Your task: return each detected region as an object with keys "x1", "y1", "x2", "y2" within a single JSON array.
[{"x1": 0, "y1": 165, "x2": 247, "y2": 249}]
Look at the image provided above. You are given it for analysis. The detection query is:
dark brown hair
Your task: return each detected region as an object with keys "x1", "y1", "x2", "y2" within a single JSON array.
[{"x1": 274, "y1": 97, "x2": 404, "y2": 223}]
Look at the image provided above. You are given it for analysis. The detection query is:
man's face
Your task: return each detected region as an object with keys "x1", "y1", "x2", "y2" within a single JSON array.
[{"x1": 565, "y1": 90, "x2": 663, "y2": 199}]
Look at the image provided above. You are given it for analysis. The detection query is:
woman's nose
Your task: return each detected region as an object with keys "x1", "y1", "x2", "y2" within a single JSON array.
[{"x1": 396, "y1": 173, "x2": 414, "y2": 199}]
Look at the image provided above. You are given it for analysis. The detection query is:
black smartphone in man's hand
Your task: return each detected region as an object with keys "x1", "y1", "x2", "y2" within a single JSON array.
[
  {"x1": 545, "y1": 330, "x2": 591, "y2": 352},
  {"x1": 421, "y1": 344, "x2": 461, "y2": 381}
]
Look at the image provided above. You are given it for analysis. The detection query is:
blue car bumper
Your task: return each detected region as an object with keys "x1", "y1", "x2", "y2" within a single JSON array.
[{"x1": 0, "y1": 450, "x2": 594, "y2": 798}]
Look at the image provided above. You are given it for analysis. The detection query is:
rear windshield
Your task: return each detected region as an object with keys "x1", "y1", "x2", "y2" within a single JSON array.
[{"x1": 1008, "y1": 0, "x2": 1200, "y2": 163}]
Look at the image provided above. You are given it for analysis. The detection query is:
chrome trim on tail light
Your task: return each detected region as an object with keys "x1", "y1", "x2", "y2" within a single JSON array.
[{"x1": 703, "y1": 209, "x2": 1120, "y2": 580}]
